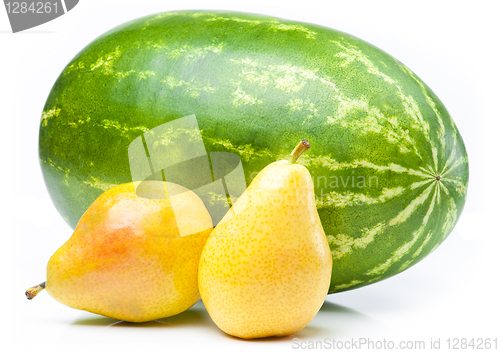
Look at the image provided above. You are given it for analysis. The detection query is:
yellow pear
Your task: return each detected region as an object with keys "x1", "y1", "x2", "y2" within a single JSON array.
[
  {"x1": 199, "y1": 140, "x2": 332, "y2": 339},
  {"x1": 26, "y1": 181, "x2": 213, "y2": 322}
]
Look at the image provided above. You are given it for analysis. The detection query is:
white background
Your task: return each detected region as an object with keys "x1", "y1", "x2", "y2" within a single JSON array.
[{"x1": 1, "y1": 0, "x2": 499, "y2": 351}]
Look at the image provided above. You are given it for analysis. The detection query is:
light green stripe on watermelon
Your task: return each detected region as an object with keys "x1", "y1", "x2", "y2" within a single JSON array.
[
  {"x1": 367, "y1": 184, "x2": 437, "y2": 276},
  {"x1": 39, "y1": 11, "x2": 468, "y2": 293}
]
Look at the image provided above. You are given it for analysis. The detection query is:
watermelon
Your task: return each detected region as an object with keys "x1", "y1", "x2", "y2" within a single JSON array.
[{"x1": 39, "y1": 11, "x2": 468, "y2": 293}]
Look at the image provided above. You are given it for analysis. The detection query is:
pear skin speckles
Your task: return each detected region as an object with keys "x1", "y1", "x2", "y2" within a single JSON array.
[
  {"x1": 199, "y1": 160, "x2": 332, "y2": 339},
  {"x1": 46, "y1": 181, "x2": 213, "y2": 322}
]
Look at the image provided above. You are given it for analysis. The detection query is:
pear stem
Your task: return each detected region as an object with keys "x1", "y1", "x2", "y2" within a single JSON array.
[
  {"x1": 289, "y1": 139, "x2": 310, "y2": 164},
  {"x1": 26, "y1": 282, "x2": 46, "y2": 300}
]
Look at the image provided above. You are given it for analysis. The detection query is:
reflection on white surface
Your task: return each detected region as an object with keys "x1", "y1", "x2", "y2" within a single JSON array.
[{"x1": 50, "y1": 299, "x2": 383, "y2": 347}]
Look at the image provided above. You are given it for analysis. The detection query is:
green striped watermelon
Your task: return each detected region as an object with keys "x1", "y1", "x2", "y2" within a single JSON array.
[{"x1": 39, "y1": 11, "x2": 468, "y2": 293}]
